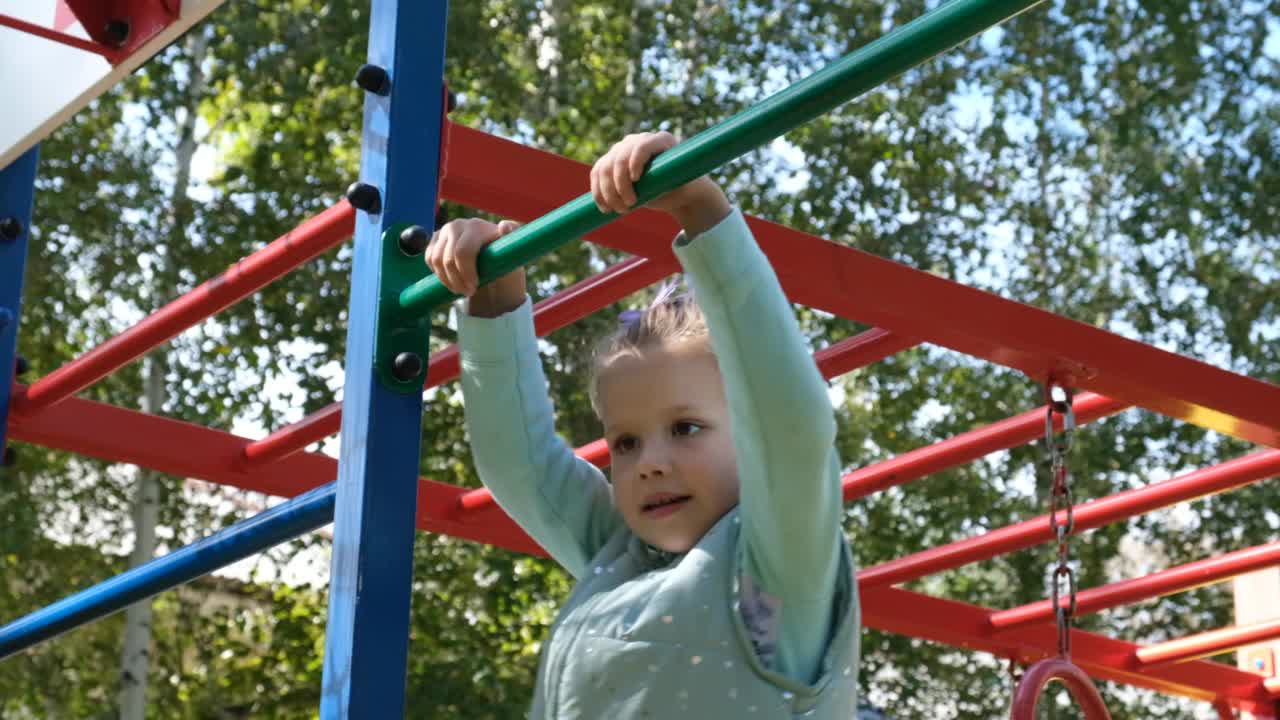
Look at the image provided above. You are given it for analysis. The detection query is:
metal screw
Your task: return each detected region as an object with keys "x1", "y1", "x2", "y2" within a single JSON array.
[
  {"x1": 398, "y1": 225, "x2": 429, "y2": 256},
  {"x1": 0, "y1": 217, "x2": 21, "y2": 241},
  {"x1": 355, "y1": 64, "x2": 391, "y2": 96},
  {"x1": 345, "y1": 182, "x2": 381, "y2": 214},
  {"x1": 391, "y1": 352, "x2": 423, "y2": 382},
  {"x1": 103, "y1": 18, "x2": 130, "y2": 46}
]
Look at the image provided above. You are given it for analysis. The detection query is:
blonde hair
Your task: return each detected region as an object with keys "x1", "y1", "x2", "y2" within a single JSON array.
[{"x1": 588, "y1": 281, "x2": 713, "y2": 415}]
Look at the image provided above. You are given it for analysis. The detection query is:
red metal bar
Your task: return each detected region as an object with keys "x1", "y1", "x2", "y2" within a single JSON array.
[
  {"x1": 442, "y1": 124, "x2": 1280, "y2": 448},
  {"x1": 1136, "y1": 619, "x2": 1280, "y2": 667},
  {"x1": 450, "y1": 327, "x2": 920, "y2": 517},
  {"x1": 1009, "y1": 659, "x2": 1112, "y2": 719},
  {"x1": 240, "y1": 254, "x2": 679, "y2": 466},
  {"x1": 573, "y1": 439, "x2": 609, "y2": 468},
  {"x1": 815, "y1": 328, "x2": 920, "y2": 378},
  {"x1": 861, "y1": 584, "x2": 1277, "y2": 715},
  {"x1": 236, "y1": 348, "x2": 455, "y2": 468},
  {"x1": 5, "y1": 385, "x2": 546, "y2": 557},
  {"x1": 0, "y1": 13, "x2": 120, "y2": 61},
  {"x1": 858, "y1": 450, "x2": 1280, "y2": 589},
  {"x1": 843, "y1": 392, "x2": 1128, "y2": 502},
  {"x1": 990, "y1": 542, "x2": 1280, "y2": 632},
  {"x1": 12, "y1": 203, "x2": 354, "y2": 415}
]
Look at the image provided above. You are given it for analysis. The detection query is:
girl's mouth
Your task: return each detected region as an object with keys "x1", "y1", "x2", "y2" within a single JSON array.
[{"x1": 642, "y1": 495, "x2": 692, "y2": 517}]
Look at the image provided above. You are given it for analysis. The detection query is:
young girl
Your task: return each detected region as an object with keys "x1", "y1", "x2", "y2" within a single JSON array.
[{"x1": 427, "y1": 131, "x2": 859, "y2": 718}]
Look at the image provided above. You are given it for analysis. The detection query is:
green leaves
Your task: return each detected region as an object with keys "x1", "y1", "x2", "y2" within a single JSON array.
[{"x1": 2, "y1": 0, "x2": 1275, "y2": 717}]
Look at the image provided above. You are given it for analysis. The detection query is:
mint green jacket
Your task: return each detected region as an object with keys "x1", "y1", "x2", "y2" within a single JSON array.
[{"x1": 458, "y1": 209, "x2": 859, "y2": 718}]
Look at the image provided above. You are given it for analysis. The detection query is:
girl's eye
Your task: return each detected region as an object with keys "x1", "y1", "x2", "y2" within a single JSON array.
[
  {"x1": 612, "y1": 436, "x2": 637, "y2": 454},
  {"x1": 672, "y1": 421, "x2": 703, "y2": 437}
]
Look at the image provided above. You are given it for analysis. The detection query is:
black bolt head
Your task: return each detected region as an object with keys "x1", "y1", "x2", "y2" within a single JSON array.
[
  {"x1": 355, "y1": 64, "x2": 391, "y2": 96},
  {"x1": 345, "y1": 182, "x2": 381, "y2": 214},
  {"x1": 2, "y1": 446, "x2": 14, "y2": 468},
  {"x1": 104, "y1": 18, "x2": 130, "y2": 46},
  {"x1": 391, "y1": 352, "x2": 423, "y2": 382},
  {"x1": 14, "y1": 355, "x2": 28, "y2": 377},
  {"x1": 398, "y1": 225, "x2": 430, "y2": 256},
  {"x1": 0, "y1": 217, "x2": 21, "y2": 241}
]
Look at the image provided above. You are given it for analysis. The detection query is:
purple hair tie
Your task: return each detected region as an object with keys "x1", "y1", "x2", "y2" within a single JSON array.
[{"x1": 618, "y1": 309, "x2": 642, "y2": 327}]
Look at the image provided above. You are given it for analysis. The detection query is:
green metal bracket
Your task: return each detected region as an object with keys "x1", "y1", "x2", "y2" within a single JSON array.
[{"x1": 375, "y1": 222, "x2": 433, "y2": 393}]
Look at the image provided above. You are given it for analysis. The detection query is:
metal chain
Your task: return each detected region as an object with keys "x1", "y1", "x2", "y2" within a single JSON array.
[
  {"x1": 1045, "y1": 383, "x2": 1078, "y2": 659},
  {"x1": 1006, "y1": 656, "x2": 1023, "y2": 685}
]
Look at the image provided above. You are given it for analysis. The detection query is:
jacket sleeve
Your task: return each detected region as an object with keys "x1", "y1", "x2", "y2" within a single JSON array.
[
  {"x1": 674, "y1": 208, "x2": 846, "y2": 684},
  {"x1": 458, "y1": 297, "x2": 625, "y2": 580}
]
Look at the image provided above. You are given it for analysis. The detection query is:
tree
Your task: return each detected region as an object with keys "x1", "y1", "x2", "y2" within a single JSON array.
[{"x1": 2, "y1": 0, "x2": 1275, "y2": 717}]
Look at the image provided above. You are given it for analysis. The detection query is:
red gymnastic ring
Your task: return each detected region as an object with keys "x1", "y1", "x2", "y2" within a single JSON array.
[{"x1": 1009, "y1": 658, "x2": 1112, "y2": 720}]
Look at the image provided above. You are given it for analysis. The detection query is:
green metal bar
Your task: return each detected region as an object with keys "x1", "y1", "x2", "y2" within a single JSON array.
[{"x1": 398, "y1": 0, "x2": 1044, "y2": 318}]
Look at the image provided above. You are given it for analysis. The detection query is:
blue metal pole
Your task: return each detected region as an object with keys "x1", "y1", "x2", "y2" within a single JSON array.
[
  {"x1": 318, "y1": 1, "x2": 448, "y2": 717},
  {"x1": 0, "y1": 146, "x2": 39, "y2": 461},
  {"x1": 0, "y1": 483, "x2": 336, "y2": 659}
]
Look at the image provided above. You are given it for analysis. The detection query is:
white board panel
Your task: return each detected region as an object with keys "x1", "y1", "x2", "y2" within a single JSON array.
[{"x1": 0, "y1": 0, "x2": 227, "y2": 170}]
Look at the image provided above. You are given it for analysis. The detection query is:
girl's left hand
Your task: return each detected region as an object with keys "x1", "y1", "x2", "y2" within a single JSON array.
[{"x1": 589, "y1": 132, "x2": 724, "y2": 220}]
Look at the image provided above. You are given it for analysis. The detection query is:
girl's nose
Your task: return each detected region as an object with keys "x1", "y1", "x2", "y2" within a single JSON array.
[{"x1": 636, "y1": 439, "x2": 671, "y2": 479}]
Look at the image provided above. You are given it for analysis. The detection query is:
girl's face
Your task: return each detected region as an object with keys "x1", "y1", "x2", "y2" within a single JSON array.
[{"x1": 595, "y1": 340, "x2": 740, "y2": 554}]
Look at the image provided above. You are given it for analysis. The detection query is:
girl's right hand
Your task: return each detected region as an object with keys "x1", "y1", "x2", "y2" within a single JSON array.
[{"x1": 426, "y1": 217, "x2": 527, "y2": 317}]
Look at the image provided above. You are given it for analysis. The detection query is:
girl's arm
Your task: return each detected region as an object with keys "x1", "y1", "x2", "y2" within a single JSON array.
[
  {"x1": 674, "y1": 208, "x2": 845, "y2": 684},
  {"x1": 458, "y1": 297, "x2": 625, "y2": 580},
  {"x1": 431, "y1": 219, "x2": 626, "y2": 580}
]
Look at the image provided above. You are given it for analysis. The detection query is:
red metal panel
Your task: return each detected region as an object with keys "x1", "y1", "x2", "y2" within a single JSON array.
[
  {"x1": 63, "y1": 0, "x2": 180, "y2": 65},
  {"x1": 858, "y1": 450, "x2": 1280, "y2": 589},
  {"x1": 1136, "y1": 619, "x2": 1280, "y2": 667},
  {"x1": 440, "y1": 124, "x2": 1280, "y2": 448},
  {"x1": 861, "y1": 585, "x2": 1278, "y2": 715},
  {"x1": 990, "y1": 542, "x2": 1280, "y2": 632},
  {"x1": 13, "y1": 202, "x2": 354, "y2": 416},
  {"x1": 5, "y1": 386, "x2": 546, "y2": 557},
  {"x1": 240, "y1": 254, "x2": 680, "y2": 466}
]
